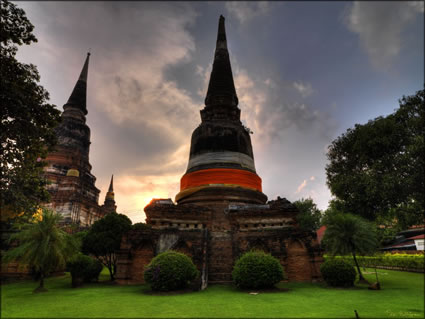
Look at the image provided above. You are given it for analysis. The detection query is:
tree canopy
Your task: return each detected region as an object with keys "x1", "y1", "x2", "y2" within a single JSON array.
[
  {"x1": 293, "y1": 197, "x2": 322, "y2": 232},
  {"x1": 322, "y1": 212, "x2": 378, "y2": 282},
  {"x1": 0, "y1": 0, "x2": 61, "y2": 221},
  {"x1": 3, "y1": 209, "x2": 78, "y2": 292},
  {"x1": 82, "y1": 213, "x2": 132, "y2": 281},
  {"x1": 326, "y1": 89, "x2": 424, "y2": 228}
]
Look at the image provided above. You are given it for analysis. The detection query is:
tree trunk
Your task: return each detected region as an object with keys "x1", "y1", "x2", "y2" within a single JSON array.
[
  {"x1": 108, "y1": 266, "x2": 114, "y2": 281},
  {"x1": 33, "y1": 273, "x2": 48, "y2": 293},
  {"x1": 112, "y1": 253, "x2": 117, "y2": 276},
  {"x1": 71, "y1": 275, "x2": 84, "y2": 288},
  {"x1": 352, "y1": 251, "x2": 368, "y2": 284}
]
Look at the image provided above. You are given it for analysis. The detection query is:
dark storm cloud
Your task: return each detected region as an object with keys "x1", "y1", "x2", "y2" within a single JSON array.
[{"x1": 344, "y1": 1, "x2": 424, "y2": 69}]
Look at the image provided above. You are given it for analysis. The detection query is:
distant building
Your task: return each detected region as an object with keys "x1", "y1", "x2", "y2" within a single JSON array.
[
  {"x1": 411, "y1": 235, "x2": 424, "y2": 251},
  {"x1": 43, "y1": 53, "x2": 116, "y2": 226},
  {"x1": 381, "y1": 226, "x2": 425, "y2": 252},
  {"x1": 316, "y1": 225, "x2": 326, "y2": 244}
]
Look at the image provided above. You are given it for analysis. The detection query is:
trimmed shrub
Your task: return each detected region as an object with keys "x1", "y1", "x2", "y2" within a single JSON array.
[
  {"x1": 232, "y1": 250, "x2": 284, "y2": 289},
  {"x1": 67, "y1": 254, "x2": 103, "y2": 287},
  {"x1": 83, "y1": 258, "x2": 103, "y2": 282},
  {"x1": 144, "y1": 251, "x2": 198, "y2": 291},
  {"x1": 320, "y1": 258, "x2": 356, "y2": 287}
]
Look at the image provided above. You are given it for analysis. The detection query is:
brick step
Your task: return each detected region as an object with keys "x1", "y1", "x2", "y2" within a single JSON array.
[
  {"x1": 209, "y1": 266, "x2": 233, "y2": 273},
  {"x1": 209, "y1": 252, "x2": 233, "y2": 258},
  {"x1": 208, "y1": 262, "x2": 233, "y2": 269},
  {"x1": 209, "y1": 258, "x2": 233, "y2": 263},
  {"x1": 208, "y1": 272, "x2": 232, "y2": 282},
  {"x1": 208, "y1": 280, "x2": 232, "y2": 284},
  {"x1": 209, "y1": 260, "x2": 234, "y2": 272}
]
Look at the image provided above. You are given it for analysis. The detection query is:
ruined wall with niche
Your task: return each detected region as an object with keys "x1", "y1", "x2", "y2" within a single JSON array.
[
  {"x1": 116, "y1": 228, "x2": 205, "y2": 285},
  {"x1": 116, "y1": 198, "x2": 323, "y2": 285}
]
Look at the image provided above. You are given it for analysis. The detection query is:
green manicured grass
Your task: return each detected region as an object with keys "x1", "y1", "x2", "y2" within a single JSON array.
[{"x1": 1, "y1": 268, "x2": 423, "y2": 318}]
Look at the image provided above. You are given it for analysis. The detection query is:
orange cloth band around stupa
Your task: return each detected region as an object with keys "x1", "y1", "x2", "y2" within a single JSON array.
[{"x1": 180, "y1": 168, "x2": 262, "y2": 192}]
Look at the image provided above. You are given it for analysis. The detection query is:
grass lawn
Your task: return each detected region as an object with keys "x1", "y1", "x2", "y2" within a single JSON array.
[{"x1": 1, "y1": 268, "x2": 423, "y2": 318}]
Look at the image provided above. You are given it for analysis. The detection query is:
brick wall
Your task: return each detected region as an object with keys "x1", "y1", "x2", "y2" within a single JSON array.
[{"x1": 116, "y1": 197, "x2": 323, "y2": 285}]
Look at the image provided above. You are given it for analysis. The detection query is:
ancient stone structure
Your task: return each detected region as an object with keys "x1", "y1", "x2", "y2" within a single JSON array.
[
  {"x1": 116, "y1": 16, "x2": 322, "y2": 286},
  {"x1": 43, "y1": 53, "x2": 116, "y2": 226},
  {"x1": 101, "y1": 175, "x2": 117, "y2": 215}
]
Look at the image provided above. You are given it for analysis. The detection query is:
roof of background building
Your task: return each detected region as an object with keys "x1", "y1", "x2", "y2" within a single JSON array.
[
  {"x1": 408, "y1": 234, "x2": 425, "y2": 240},
  {"x1": 316, "y1": 225, "x2": 326, "y2": 244}
]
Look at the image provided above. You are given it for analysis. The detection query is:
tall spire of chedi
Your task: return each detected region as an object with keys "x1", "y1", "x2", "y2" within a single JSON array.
[
  {"x1": 175, "y1": 16, "x2": 267, "y2": 205},
  {"x1": 65, "y1": 52, "x2": 90, "y2": 115},
  {"x1": 205, "y1": 15, "x2": 238, "y2": 108},
  {"x1": 108, "y1": 174, "x2": 114, "y2": 193},
  {"x1": 44, "y1": 52, "x2": 107, "y2": 226},
  {"x1": 103, "y1": 174, "x2": 117, "y2": 214},
  {"x1": 56, "y1": 53, "x2": 92, "y2": 159}
]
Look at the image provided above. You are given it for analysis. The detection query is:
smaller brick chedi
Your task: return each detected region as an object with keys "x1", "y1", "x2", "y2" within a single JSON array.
[
  {"x1": 43, "y1": 53, "x2": 116, "y2": 226},
  {"x1": 116, "y1": 16, "x2": 322, "y2": 286}
]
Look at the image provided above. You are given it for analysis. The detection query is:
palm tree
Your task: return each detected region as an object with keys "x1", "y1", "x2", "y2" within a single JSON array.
[
  {"x1": 322, "y1": 212, "x2": 378, "y2": 283},
  {"x1": 3, "y1": 209, "x2": 78, "y2": 292}
]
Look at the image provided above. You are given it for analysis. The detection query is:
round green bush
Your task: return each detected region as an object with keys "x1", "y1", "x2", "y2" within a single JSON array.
[
  {"x1": 144, "y1": 251, "x2": 199, "y2": 291},
  {"x1": 83, "y1": 258, "x2": 103, "y2": 282},
  {"x1": 232, "y1": 250, "x2": 284, "y2": 289},
  {"x1": 320, "y1": 258, "x2": 356, "y2": 287},
  {"x1": 67, "y1": 254, "x2": 103, "y2": 287}
]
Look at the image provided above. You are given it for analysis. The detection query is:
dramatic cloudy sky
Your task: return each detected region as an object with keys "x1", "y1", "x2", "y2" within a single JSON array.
[{"x1": 15, "y1": 1, "x2": 424, "y2": 223}]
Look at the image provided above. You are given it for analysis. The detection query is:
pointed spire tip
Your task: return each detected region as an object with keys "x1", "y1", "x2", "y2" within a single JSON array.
[
  {"x1": 65, "y1": 52, "x2": 90, "y2": 114},
  {"x1": 204, "y1": 14, "x2": 238, "y2": 107},
  {"x1": 108, "y1": 174, "x2": 114, "y2": 192}
]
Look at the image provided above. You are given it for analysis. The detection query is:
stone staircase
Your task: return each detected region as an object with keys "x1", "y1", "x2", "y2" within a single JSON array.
[{"x1": 208, "y1": 231, "x2": 234, "y2": 283}]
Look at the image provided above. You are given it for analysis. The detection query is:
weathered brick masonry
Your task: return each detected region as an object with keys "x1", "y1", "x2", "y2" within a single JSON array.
[
  {"x1": 43, "y1": 53, "x2": 116, "y2": 226},
  {"x1": 116, "y1": 198, "x2": 322, "y2": 285},
  {"x1": 116, "y1": 15, "x2": 323, "y2": 286}
]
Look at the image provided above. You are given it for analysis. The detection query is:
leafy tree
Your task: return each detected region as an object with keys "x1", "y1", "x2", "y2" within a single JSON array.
[
  {"x1": 326, "y1": 89, "x2": 424, "y2": 228},
  {"x1": 0, "y1": 0, "x2": 61, "y2": 221},
  {"x1": 322, "y1": 213, "x2": 378, "y2": 283},
  {"x1": 293, "y1": 197, "x2": 322, "y2": 232},
  {"x1": 320, "y1": 199, "x2": 341, "y2": 226},
  {"x1": 72, "y1": 230, "x2": 88, "y2": 251},
  {"x1": 3, "y1": 209, "x2": 78, "y2": 292},
  {"x1": 82, "y1": 213, "x2": 132, "y2": 281}
]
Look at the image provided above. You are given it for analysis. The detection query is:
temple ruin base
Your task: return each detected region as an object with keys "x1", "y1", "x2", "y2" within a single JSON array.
[{"x1": 116, "y1": 196, "x2": 323, "y2": 286}]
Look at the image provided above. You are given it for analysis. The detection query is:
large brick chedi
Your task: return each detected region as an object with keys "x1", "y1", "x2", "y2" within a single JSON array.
[
  {"x1": 44, "y1": 53, "x2": 116, "y2": 226},
  {"x1": 116, "y1": 16, "x2": 322, "y2": 286}
]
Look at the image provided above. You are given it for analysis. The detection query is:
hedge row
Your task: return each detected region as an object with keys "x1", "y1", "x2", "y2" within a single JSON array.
[{"x1": 324, "y1": 254, "x2": 424, "y2": 272}]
